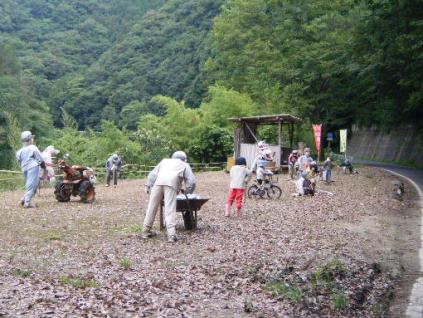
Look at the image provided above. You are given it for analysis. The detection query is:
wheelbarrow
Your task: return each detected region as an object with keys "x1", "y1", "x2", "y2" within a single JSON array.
[{"x1": 160, "y1": 194, "x2": 209, "y2": 231}]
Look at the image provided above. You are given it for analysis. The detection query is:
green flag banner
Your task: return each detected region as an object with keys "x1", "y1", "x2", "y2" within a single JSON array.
[{"x1": 340, "y1": 129, "x2": 347, "y2": 153}]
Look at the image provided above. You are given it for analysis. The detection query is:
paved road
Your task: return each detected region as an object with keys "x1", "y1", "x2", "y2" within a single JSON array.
[
  {"x1": 357, "y1": 160, "x2": 423, "y2": 318},
  {"x1": 356, "y1": 160, "x2": 423, "y2": 189}
]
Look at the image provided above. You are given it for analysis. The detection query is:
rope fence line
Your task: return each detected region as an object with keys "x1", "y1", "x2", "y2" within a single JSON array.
[{"x1": 0, "y1": 162, "x2": 227, "y2": 182}]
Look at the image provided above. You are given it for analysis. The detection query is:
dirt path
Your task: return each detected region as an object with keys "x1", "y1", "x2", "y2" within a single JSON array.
[{"x1": 0, "y1": 167, "x2": 419, "y2": 317}]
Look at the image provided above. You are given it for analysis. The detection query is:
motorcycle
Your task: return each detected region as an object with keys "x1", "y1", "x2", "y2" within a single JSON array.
[{"x1": 54, "y1": 159, "x2": 96, "y2": 203}]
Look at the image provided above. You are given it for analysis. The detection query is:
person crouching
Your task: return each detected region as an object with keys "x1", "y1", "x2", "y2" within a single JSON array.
[
  {"x1": 294, "y1": 171, "x2": 315, "y2": 196},
  {"x1": 225, "y1": 157, "x2": 251, "y2": 217}
]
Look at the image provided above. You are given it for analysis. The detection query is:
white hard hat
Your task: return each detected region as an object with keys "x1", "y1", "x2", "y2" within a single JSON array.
[
  {"x1": 112, "y1": 153, "x2": 118, "y2": 160},
  {"x1": 263, "y1": 149, "x2": 272, "y2": 155},
  {"x1": 172, "y1": 151, "x2": 187, "y2": 162},
  {"x1": 258, "y1": 141, "x2": 267, "y2": 149},
  {"x1": 21, "y1": 131, "x2": 34, "y2": 142},
  {"x1": 45, "y1": 145, "x2": 60, "y2": 155}
]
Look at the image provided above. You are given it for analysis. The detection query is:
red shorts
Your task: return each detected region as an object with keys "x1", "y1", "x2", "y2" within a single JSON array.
[{"x1": 227, "y1": 188, "x2": 245, "y2": 209}]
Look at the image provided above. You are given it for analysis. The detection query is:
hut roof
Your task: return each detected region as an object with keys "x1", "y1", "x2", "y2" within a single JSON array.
[{"x1": 228, "y1": 114, "x2": 302, "y2": 125}]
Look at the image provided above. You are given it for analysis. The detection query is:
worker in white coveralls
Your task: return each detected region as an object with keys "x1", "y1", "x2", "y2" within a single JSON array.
[
  {"x1": 41, "y1": 145, "x2": 60, "y2": 183},
  {"x1": 142, "y1": 151, "x2": 196, "y2": 243},
  {"x1": 16, "y1": 131, "x2": 46, "y2": 208}
]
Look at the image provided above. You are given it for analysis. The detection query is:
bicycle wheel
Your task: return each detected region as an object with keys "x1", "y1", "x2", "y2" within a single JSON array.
[
  {"x1": 247, "y1": 185, "x2": 265, "y2": 199},
  {"x1": 267, "y1": 185, "x2": 282, "y2": 199}
]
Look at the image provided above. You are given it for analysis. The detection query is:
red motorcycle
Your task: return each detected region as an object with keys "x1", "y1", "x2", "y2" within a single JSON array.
[{"x1": 54, "y1": 160, "x2": 96, "y2": 203}]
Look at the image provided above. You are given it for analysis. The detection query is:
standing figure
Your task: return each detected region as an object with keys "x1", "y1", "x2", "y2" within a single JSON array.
[
  {"x1": 41, "y1": 145, "x2": 60, "y2": 184},
  {"x1": 323, "y1": 157, "x2": 334, "y2": 183},
  {"x1": 225, "y1": 157, "x2": 251, "y2": 217},
  {"x1": 142, "y1": 151, "x2": 196, "y2": 243},
  {"x1": 288, "y1": 150, "x2": 299, "y2": 179},
  {"x1": 296, "y1": 147, "x2": 313, "y2": 175},
  {"x1": 16, "y1": 131, "x2": 45, "y2": 208},
  {"x1": 105, "y1": 154, "x2": 123, "y2": 187},
  {"x1": 252, "y1": 141, "x2": 273, "y2": 188}
]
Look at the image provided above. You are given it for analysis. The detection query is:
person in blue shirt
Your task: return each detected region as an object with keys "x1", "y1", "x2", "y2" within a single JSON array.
[{"x1": 16, "y1": 131, "x2": 45, "y2": 208}]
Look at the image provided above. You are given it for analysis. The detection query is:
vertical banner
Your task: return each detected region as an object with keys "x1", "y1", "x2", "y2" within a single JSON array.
[
  {"x1": 340, "y1": 129, "x2": 347, "y2": 153},
  {"x1": 312, "y1": 124, "x2": 322, "y2": 160}
]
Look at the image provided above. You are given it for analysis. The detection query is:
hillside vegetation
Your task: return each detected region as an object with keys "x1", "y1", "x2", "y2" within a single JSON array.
[{"x1": 0, "y1": 0, "x2": 422, "y2": 168}]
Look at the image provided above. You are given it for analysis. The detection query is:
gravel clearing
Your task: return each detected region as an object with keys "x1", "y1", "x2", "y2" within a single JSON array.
[{"x1": 0, "y1": 167, "x2": 420, "y2": 317}]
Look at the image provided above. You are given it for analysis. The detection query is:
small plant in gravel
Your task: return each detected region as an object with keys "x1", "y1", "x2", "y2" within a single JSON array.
[
  {"x1": 114, "y1": 225, "x2": 143, "y2": 234},
  {"x1": 14, "y1": 269, "x2": 31, "y2": 278},
  {"x1": 43, "y1": 230, "x2": 63, "y2": 241},
  {"x1": 59, "y1": 276, "x2": 98, "y2": 288},
  {"x1": 119, "y1": 258, "x2": 132, "y2": 270},
  {"x1": 266, "y1": 280, "x2": 304, "y2": 303},
  {"x1": 310, "y1": 258, "x2": 346, "y2": 292},
  {"x1": 331, "y1": 291, "x2": 348, "y2": 310}
]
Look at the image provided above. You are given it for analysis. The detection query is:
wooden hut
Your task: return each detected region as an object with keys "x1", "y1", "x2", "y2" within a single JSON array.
[{"x1": 228, "y1": 114, "x2": 302, "y2": 171}]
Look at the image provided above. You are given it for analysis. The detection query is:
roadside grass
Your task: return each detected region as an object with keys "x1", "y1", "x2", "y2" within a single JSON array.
[
  {"x1": 331, "y1": 291, "x2": 348, "y2": 310},
  {"x1": 14, "y1": 268, "x2": 32, "y2": 278},
  {"x1": 265, "y1": 258, "x2": 349, "y2": 311},
  {"x1": 119, "y1": 258, "x2": 132, "y2": 270},
  {"x1": 59, "y1": 276, "x2": 99, "y2": 288},
  {"x1": 41, "y1": 230, "x2": 64, "y2": 242},
  {"x1": 113, "y1": 225, "x2": 143, "y2": 234},
  {"x1": 266, "y1": 280, "x2": 304, "y2": 303}
]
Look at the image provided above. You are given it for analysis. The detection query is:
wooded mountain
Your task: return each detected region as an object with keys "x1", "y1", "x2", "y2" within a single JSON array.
[{"x1": 0, "y1": 0, "x2": 421, "y2": 168}]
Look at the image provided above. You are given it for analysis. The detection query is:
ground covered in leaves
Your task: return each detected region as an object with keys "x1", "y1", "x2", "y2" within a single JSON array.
[{"x1": 0, "y1": 167, "x2": 420, "y2": 317}]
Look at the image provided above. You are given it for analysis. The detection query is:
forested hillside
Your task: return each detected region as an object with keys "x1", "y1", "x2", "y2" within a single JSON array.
[
  {"x1": 50, "y1": 0, "x2": 223, "y2": 129},
  {"x1": 0, "y1": 0, "x2": 422, "y2": 168}
]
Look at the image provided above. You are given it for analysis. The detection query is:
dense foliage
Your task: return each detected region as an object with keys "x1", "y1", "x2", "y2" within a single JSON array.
[
  {"x1": 0, "y1": 0, "x2": 421, "y2": 168},
  {"x1": 209, "y1": 0, "x2": 423, "y2": 129}
]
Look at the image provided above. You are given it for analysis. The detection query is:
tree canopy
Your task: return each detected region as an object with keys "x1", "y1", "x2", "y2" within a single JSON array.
[{"x1": 0, "y1": 0, "x2": 421, "y2": 168}]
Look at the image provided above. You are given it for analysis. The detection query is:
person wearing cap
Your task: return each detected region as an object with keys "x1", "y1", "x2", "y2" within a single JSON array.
[
  {"x1": 105, "y1": 153, "x2": 123, "y2": 187},
  {"x1": 16, "y1": 131, "x2": 46, "y2": 208},
  {"x1": 41, "y1": 145, "x2": 60, "y2": 184},
  {"x1": 288, "y1": 150, "x2": 299, "y2": 179},
  {"x1": 225, "y1": 156, "x2": 251, "y2": 217},
  {"x1": 142, "y1": 151, "x2": 196, "y2": 243}
]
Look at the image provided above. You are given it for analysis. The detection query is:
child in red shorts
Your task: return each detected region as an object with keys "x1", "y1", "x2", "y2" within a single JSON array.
[{"x1": 225, "y1": 157, "x2": 251, "y2": 217}]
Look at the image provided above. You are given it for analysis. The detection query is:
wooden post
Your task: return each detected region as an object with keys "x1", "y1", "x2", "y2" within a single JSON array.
[
  {"x1": 278, "y1": 121, "x2": 282, "y2": 147},
  {"x1": 234, "y1": 128, "x2": 241, "y2": 158},
  {"x1": 289, "y1": 123, "x2": 294, "y2": 149}
]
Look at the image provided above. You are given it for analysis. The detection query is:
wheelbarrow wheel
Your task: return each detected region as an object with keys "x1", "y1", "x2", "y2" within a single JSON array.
[
  {"x1": 54, "y1": 182, "x2": 71, "y2": 202},
  {"x1": 183, "y1": 210, "x2": 195, "y2": 230},
  {"x1": 79, "y1": 180, "x2": 95, "y2": 203}
]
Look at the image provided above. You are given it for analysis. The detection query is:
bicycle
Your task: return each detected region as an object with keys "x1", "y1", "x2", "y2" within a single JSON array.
[{"x1": 247, "y1": 173, "x2": 282, "y2": 199}]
